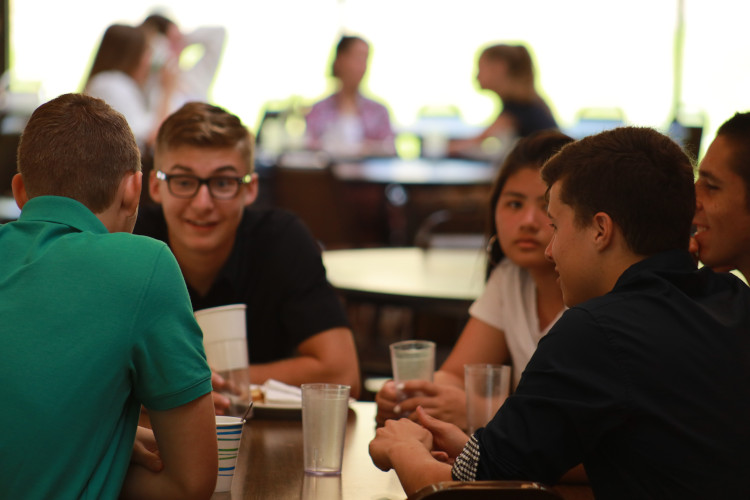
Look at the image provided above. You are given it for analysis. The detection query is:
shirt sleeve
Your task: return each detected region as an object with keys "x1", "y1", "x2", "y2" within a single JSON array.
[
  {"x1": 468, "y1": 307, "x2": 630, "y2": 484},
  {"x1": 131, "y1": 246, "x2": 213, "y2": 411},
  {"x1": 468, "y1": 264, "x2": 505, "y2": 331}
]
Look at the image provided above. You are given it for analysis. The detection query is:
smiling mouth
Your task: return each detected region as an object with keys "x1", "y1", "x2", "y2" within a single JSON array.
[
  {"x1": 186, "y1": 219, "x2": 218, "y2": 228},
  {"x1": 693, "y1": 225, "x2": 707, "y2": 236}
]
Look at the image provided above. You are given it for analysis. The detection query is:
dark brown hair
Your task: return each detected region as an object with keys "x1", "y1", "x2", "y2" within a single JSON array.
[
  {"x1": 481, "y1": 44, "x2": 535, "y2": 88},
  {"x1": 541, "y1": 126, "x2": 696, "y2": 255},
  {"x1": 331, "y1": 35, "x2": 367, "y2": 78},
  {"x1": 84, "y1": 25, "x2": 147, "y2": 89},
  {"x1": 155, "y1": 102, "x2": 254, "y2": 173},
  {"x1": 17, "y1": 93, "x2": 141, "y2": 213},
  {"x1": 486, "y1": 130, "x2": 574, "y2": 272}
]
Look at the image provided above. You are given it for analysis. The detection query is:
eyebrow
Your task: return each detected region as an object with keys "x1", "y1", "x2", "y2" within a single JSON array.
[
  {"x1": 500, "y1": 190, "x2": 547, "y2": 202},
  {"x1": 697, "y1": 169, "x2": 720, "y2": 183},
  {"x1": 169, "y1": 164, "x2": 241, "y2": 175}
]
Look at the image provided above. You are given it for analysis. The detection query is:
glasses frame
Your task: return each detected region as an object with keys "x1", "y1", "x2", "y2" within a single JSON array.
[{"x1": 156, "y1": 170, "x2": 253, "y2": 199}]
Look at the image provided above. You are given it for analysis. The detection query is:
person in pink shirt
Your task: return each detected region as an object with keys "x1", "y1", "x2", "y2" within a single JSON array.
[{"x1": 305, "y1": 35, "x2": 395, "y2": 158}]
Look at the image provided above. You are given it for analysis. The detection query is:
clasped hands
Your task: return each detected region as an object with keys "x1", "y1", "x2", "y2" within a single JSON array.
[{"x1": 369, "y1": 405, "x2": 470, "y2": 472}]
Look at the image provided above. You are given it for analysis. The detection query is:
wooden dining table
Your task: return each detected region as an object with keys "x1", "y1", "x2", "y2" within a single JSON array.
[{"x1": 211, "y1": 401, "x2": 594, "y2": 500}]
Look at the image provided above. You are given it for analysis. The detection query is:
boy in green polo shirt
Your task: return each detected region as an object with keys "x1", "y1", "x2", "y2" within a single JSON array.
[{"x1": 0, "y1": 93, "x2": 217, "y2": 499}]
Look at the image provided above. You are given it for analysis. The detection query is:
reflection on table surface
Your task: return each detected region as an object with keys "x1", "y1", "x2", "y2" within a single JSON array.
[
  {"x1": 212, "y1": 401, "x2": 594, "y2": 500},
  {"x1": 322, "y1": 247, "x2": 487, "y2": 304},
  {"x1": 213, "y1": 401, "x2": 404, "y2": 500},
  {"x1": 332, "y1": 157, "x2": 497, "y2": 185}
]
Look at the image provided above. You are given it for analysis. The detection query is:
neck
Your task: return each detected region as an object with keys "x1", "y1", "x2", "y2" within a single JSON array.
[
  {"x1": 338, "y1": 81, "x2": 360, "y2": 98},
  {"x1": 169, "y1": 239, "x2": 233, "y2": 297},
  {"x1": 497, "y1": 81, "x2": 537, "y2": 101}
]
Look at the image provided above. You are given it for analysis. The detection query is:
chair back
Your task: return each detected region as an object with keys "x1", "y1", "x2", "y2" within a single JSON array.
[
  {"x1": 272, "y1": 153, "x2": 356, "y2": 249},
  {"x1": 407, "y1": 481, "x2": 564, "y2": 500}
]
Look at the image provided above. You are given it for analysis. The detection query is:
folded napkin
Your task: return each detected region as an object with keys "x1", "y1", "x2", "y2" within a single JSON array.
[{"x1": 262, "y1": 379, "x2": 302, "y2": 405}]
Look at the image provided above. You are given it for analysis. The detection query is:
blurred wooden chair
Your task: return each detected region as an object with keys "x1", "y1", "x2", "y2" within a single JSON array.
[
  {"x1": 0, "y1": 132, "x2": 20, "y2": 197},
  {"x1": 414, "y1": 206, "x2": 488, "y2": 250},
  {"x1": 408, "y1": 481, "x2": 563, "y2": 500},
  {"x1": 272, "y1": 152, "x2": 356, "y2": 250}
]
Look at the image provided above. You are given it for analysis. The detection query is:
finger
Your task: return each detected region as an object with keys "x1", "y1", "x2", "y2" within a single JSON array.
[
  {"x1": 431, "y1": 451, "x2": 451, "y2": 463},
  {"x1": 132, "y1": 442, "x2": 163, "y2": 472},
  {"x1": 400, "y1": 379, "x2": 435, "y2": 395},
  {"x1": 211, "y1": 371, "x2": 226, "y2": 389},
  {"x1": 213, "y1": 391, "x2": 231, "y2": 413},
  {"x1": 378, "y1": 380, "x2": 397, "y2": 398},
  {"x1": 415, "y1": 405, "x2": 447, "y2": 432}
]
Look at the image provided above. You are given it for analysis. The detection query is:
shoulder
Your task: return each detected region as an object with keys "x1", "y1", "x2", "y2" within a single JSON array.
[
  {"x1": 99, "y1": 231, "x2": 173, "y2": 265},
  {"x1": 237, "y1": 207, "x2": 316, "y2": 248},
  {"x1": 358, "y1": 94, "x2": 389, "y2": 113},
  {"x1": 309, "y1": 94, "x2": 337, "y2": 112}
]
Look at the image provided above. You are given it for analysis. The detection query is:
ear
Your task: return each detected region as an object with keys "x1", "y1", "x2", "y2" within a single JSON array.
[
  {"x1": 122, "y1": 171, "x2": 142, "y2": 218},
  {"x1": 148, "y1": 169, "x2": 162, "y2": 204},
  {"x1": 11, "y1": 173, "x2": 29, "y2": 210},
  {"x1": 591, "y1": 212, "x2": 615, "y2": 251},
  {"x1": 242, "y1": 173, "x2": 259, "y2": 207}
]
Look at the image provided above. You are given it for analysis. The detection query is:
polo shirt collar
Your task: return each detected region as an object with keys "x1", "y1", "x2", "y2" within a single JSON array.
[{"x1": 18, "y1": 196, "x2": 109, "y2": 234}]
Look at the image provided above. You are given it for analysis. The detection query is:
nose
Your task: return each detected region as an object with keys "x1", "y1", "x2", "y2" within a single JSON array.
[
  {"x1": 190, "y1": 183, "x2": 214, "y2": 210},
  {"x1": 544, "y1": 235, "x2": 555, "y2": 263},
  {"x1": 520, "y1": 206, "x2": 542, "y2": 230}
]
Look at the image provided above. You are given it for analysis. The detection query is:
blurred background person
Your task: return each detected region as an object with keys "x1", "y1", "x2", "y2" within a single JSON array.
[
  {"x1": 305, "y1": 35, "x2": 396, "y2": 158},
  {"x1": 140, "y1": 12, "x2": 226, "y2": 113},
  {"x1": 83, "y1": 24, "x2": 176, "y2": 152},
  {"x1": 449, "y1": 43, "x2": 557, "y2": 158}
]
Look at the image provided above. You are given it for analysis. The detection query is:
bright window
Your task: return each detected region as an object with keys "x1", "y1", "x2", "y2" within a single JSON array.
[{"x1": 9, "y1": 0, "x2": 750, "y2": 155}]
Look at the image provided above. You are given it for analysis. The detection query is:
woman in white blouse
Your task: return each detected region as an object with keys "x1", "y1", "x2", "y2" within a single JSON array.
[
  {"x1": 376, "y1": 130, "x2": 572, "y2": 430},
  {"x1": 84, "y1": 24, "x2": 176, "y2": 152}
]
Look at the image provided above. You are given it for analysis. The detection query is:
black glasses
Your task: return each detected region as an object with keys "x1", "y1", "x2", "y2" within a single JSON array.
[{"x1": 156, "y1": 170, "x2": 252, "y2": 199}]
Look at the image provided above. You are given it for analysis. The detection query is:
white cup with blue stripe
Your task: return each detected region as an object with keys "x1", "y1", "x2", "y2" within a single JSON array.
[{"x1": 215, "y1": 415, "x2": 246, "y2": 492}]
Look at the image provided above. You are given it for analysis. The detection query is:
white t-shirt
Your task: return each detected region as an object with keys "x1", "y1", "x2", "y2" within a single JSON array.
[{"x1": 468, "y1": 258, "x2": 564, "y2": 388}]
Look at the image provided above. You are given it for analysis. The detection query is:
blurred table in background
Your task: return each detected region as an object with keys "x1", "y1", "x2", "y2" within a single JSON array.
[
  {"x1": 263, "y1": 154, "x2": 496, "y2": 249},
  {"x1": 323, "y1": 246, "x2": 486, "y2": 310},
  {"x1": 332, "y1": 157, "x2": 496, "y2": 186},
  {"x1": 332, "y1": 157, "x2": 496, "y2": 247},
  {"x1": 323, "y1": 247, "x2": 487, "y2": 376}
]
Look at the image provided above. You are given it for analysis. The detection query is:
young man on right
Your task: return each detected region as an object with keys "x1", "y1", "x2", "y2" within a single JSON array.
[
  {"x1": 369, "y1": 127, "x2": 750, "y2": 499},
  {"x1": 693, "y1": 111, "x2": 750, "y2": 281}
]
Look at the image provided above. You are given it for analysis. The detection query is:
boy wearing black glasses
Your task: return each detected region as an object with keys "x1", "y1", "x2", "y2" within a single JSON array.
[{"x1": 135, "y1": 102, "x2": 361, "y2": 408}]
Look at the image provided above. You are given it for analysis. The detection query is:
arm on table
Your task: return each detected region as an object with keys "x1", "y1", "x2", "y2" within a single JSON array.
[
  {"x1": 120, "y1": 393, "x2": 217, "y2": 500},
  {"x1": 249, "y1": 327, "x2": 361, "y2": 398},
  {"x1": 376, "y1": 317, "x2": 509, "y2": 427},
  {"x1": 448, "y1": 114, "x2": 516, "y2": 156}
]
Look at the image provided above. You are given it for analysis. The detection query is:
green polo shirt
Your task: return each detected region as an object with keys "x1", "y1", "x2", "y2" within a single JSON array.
[{"x1": 0, "y1": 196, "x2": 212, "y2": 499}]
